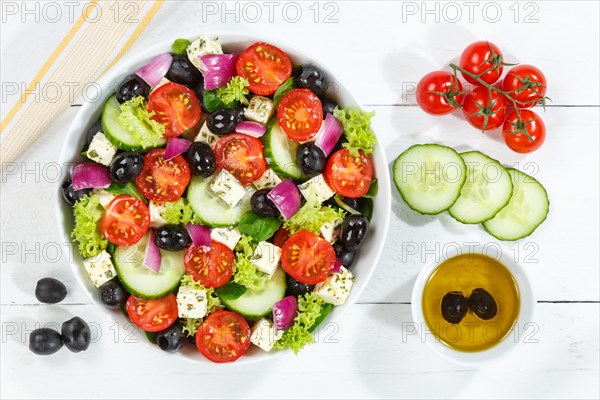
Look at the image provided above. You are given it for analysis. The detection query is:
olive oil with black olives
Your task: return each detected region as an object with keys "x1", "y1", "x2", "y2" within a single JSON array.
[{"x1": 422, "y1": 253, "x2": 520, "y2": 352}]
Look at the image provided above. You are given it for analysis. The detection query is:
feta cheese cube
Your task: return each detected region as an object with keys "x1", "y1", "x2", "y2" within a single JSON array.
[
  {"x1": 186, "y1": 35, "x2": 223, "y2": 71},
  {"x1": 83, "y1": 250, "x2": 117, "y2": 288},
  {"x1": 244, "y1": 96, "x2": 275, "y2": 125},
  {"x1": 194, "y1": 121, "x2": 221, "y2": 149},
  {"x1": 251, "y1": 242, "x2": 282, "y2": 278},
  {"x1": 253, "y1": 168, "x2": 283, "y2": 190},
  {"x1": 298, "y1": 174, "x2": 336, "y2": 203},
  {"x1": 149, "y1": 201, "x2": 168, "y2": 228},
  {"x1": 250, "y1": 318, "x2": 283, "y2": 352},
  {"x1": 176, "y1": 285, "x2": 208, "y2": 319},
  {"x1": 210, "y1": 226, "x2": 242, "y2": 250},
  {"x1": 320, "y1": 218, "x2": 342, "y2": 243},
  {"x1": 314, "y1": 266, "x2": 354, "y2": 306},
  {"x1": 210, "y1": 170, "x2": 246, "y2": 208},
  {"x1": 86, "y1": 132, "x2": 117, "y2": 166},
  {"x1": 92, "y1": 188, "x2": 115, "y2": 208}
]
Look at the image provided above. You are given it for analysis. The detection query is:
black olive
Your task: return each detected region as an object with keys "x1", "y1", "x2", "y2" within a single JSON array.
[
  {"x1": 166, "y1": 54, "x2": 203, "y2": 87},
  {"x1": 61, "y1": 179, "x2": 90, "y2": 206},
  {"x1": 333, "y1": 242, "x2": 356, "y2": 268},
  {"x1": 29, "y1": 328, "x2": 63, "y2": 355},
  {"x1": 116, "y1": 74, "x2": 151, "y2": 103},
  {"x1": 468, "y1": 288, "x2": 498, "y2": 320},
  {"x1": 186, "y1": 142, "x2": 216, "y2": 177},
  {"x1": 294, "y1": 64, "x2": 327, "y2": 97},
  {"x1": 192, "y1": 82, "x2": 207, "y2": 113},
  {"x1": 83, "y1": 119, "x2": 103, "y2": 150},
  {"x1": 321, "y1": 99, "x2": 338, "y2": 116},
  {"x1": 109, "y1": 151, "x2": 144, "y2": 183},
  {"x1": 98, "y1": 279, "x2": 129, "y2": 309},
  {"x1": 285, "y1": 274, "x2": 314, "y2": 298},
  {"x1": 207, "y1": 109, "x2": 239, "y2": 135},
  {"x1": 340, "y1": 215, "x2": 369, "y2": 252},
  {"x1": 156, "y1": 324, "x2": 185, "y2": 352},
  {"x1": 250, "y1": 189, "x2": 280, "y2": 218},
  {"x1": 154, "y1": 225, "x2": 192, "y2": 251},
  {"x1": 186, "y1": 332, "x2": 197, "y2": 345},
  {"x1": 341, "y1": 197, "x2": 360, "y2": 211},
  {"x1": 35, "y1": 277, "x2": 67, "y2": 304},
  {"x1": 441, "y1": 292, "x2": 469, "y2": 324},
  {"x1": 332, "y1": 135, "x2": 348, "y2": 154},
  {"x1": 297, "y1": 143, "x2": 326, "y2": 178},
  {"x1": 61, "y1": 316, "x2": 91, "y2": 353}
]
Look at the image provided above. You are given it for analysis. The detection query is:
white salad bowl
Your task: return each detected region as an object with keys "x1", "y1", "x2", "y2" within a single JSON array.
[
  {"x1": 411, "y1": 243, "x2": 536, "y2": 367},
  {"x1": 57, "y1": 32, "x2": 391, "y2": 364}
]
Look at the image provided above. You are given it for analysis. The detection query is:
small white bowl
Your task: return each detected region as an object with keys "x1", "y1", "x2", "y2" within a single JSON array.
[
  {"x1": 411, "y1": 243, "x2": 535, "y2": 366},
  {"x1": 56, "y1": 32, "x2": 391, "y2": 364}
]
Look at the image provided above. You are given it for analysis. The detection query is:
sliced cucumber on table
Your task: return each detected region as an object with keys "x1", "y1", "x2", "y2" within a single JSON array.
[
  {"x1": 449, "y1": 151, "x2": 513, "y2": 224},
  {"x1": 393, "y1": 144, "x2": 467, "y2": 215},
  {"x1": 187, "y1": 176, "x2": 253, "y2": 227},
  {"x1": 482, "y1": 168, "x2": 549, "y2": 241},
  {"x1": 113, "y1": 233, "x2": 185, "y2": 299},
  {"x1": 262, "y1": 120, "x2": 306, "y2": 180},
  {"x1": 220, "y1": 268, "x2": 286, "y2": 320}
]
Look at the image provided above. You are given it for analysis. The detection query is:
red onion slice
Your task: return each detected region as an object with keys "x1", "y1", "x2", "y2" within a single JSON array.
[
  {"x1": 71, "y1": 162, "x2": 111, "y2": 191},
  {"x1": 136, "y1": 53, "x2": 173, "y2": 88},
  {"x1": 273, "y1": 296, "x2": 298, "y2": 330},
  {"x1": 185, "y1": 224, "x2": 211, "y2": 247},
  {"x1": 331, "y1": 258, "x2": 343, "y2": 274},
  {"x1": 235, "y1": 121, "x2": 266, "y2": 138},
  {"x1": 199, "y1": 53, "x2": 237, "y2": 90},
  {"x1": 314, "y1": 113, "x2": 344, "y2": 157},
  {"x1": 267, "y1": 180, "x2": 302, "y2": 220},
  {"x1": 143, "y1": 230, "x2": 162, "y2": 273},
  {"x1": 165, "y1": 137, "x2": 192, "y2": 160}
]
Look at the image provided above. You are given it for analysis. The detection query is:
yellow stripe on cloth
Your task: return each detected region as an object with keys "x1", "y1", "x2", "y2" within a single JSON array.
[{"x1": 0, "y1": 0, "x2": 165, "y2": 166}]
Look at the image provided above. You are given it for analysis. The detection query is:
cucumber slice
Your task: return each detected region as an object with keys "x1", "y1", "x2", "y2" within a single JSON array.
[
  {"x1": 101, "y1": 94, "x2": 166, "y2": 151},
  {"x1": 220, "y1": 268, "x2": 286, "y2": 320},
  {"x1": 393, "y1": 144, "x2": 467, "y2": 215},
  {"x1": 113, "y1": 233, "x2": 185, "y2": 299},
  {"x1": 263, "y1": 120, "x2": 306, "y2": 180},
  {"x1": 483, "y1": 169, "x2": 549, "y2": 241},
  {"x1": 187, "y1": 176, "x2": 253, "y2": 227},
  {"x1": 449, "y1": 151, "x2": 513, "y2": 224}
]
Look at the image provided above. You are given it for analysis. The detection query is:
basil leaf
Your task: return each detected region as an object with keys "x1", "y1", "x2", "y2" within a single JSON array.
[
  {"x1": 357, "y1": 198, "x2": 374, "y2": 222},
  {"x1": 203, "y1": 90, "x2": 238, "y2": 113},
  {"x1": 308, "y1": 303, "x2": 332, "y2": 333},
  {"x1": 363, "y1": 178, "x2": 378, "y2": 199},
  {"x1": 238, "y1": 211, "x2": 282, "y2": 242},
  {"x1": 273, "y1": 77, "x2": 297, "y2": 108},
  {"x1": 215, "y1": 281, "x2": 247, "y2": 301},
  {"x1": 106, "y1": 182, "x2": 147, "y2": 203}
]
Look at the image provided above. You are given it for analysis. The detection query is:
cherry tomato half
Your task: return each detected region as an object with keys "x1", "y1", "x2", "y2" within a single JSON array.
[
  {"x1": 184, "y1": 241, "x2": 235, "y2": 288},
  {"x1": 281, "y1": 230, "x2": 336, "y2": 285},
  {"x1": 236, "y1": 42, "x2": 292, "y2": 96},
  {"x1": 135, "y1": 148, "x2": 190, "y2": 202},
  {"x1": 126, "y1": 294, "x2": 178, "y2": 332},
  {"x1": 277, "y1": 88, "x2": 323, "y2": 142},
  {"x1": 416, "y1": 71, "x2": 464, "y2": 115},
  {"x1": 459, "y1": 41, "x2": 504, "y2": 85},
  {"x1": 214, "y1": 133, "x2": 267, "y2": 186},
  {"x1": 147, "y1": 82, "x2": 201, "y2": 138},
  {"x1": 100, "y1": 194, "x2": 150, "y2": 246},
  {"x1": 325, "y1": 149, "x2": 373, "y2": 198},
  {"x1": 462, "y1": 86, "x2": 507, "y2": 131},
  {"x1": 502, "y1": 64, "x2": 547, "y2": 108},
  {"x1": 196, "y1": 310, "x2": 251, "y2": 363},
  {"x1": 502, "y1": 109, "x2": 546, "y2": 153}
]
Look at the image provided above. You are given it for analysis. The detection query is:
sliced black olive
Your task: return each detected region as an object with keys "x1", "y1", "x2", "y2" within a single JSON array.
[
  {"x1": 468, "y1": 288, "x2": 498, "y2": 320},
  {"x1": 35, "y1": 277, "x2": 67, "y2": 304},
  {"x1": 441, "y1": 292, "x2": 469, "y2": 324},
  {"x1": 29, "y1": 328, "x2": 63, "y2": 355},
  {"x1": 61, "y1": 316, "x2": 91, "y2": 353}
]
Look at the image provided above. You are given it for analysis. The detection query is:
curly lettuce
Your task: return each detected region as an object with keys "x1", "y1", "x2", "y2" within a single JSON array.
[
  {"x1": 275, "y1": 292, "x2": 325, "y2": 354},
  {"x1": 118, "y1": 96, "x2": 165, "y2": 148},
  {"x1": 333, "y1": 107, "x2": 376, "y2": 156},
  {"x1": 161, "y1": 198, "x2": 201, "y2": 225},
  {"x1": 231, "y1": 235, "x2": 269, "y2": 292},
  {"x1": 71, "y1": 194, "x2": 107, "y2": 258},
  {"x1": 179, "y1": 274, "x2": 223, "y2": 337},
  {"x1": 216, "y1": 76, "x2": 250, "y2": 106},
  {"x1": 284, "y1": 193, "x2": 345, "y2": 235}
]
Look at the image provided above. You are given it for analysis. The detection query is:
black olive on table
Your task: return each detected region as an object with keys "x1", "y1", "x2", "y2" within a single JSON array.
[
  {"x1": 116, "y1": 74, "x2": 151, "y2": 103},
  {"x1": 156, "y1": 324, "x2": 186, "y2": 352},
  {"x1": 296, "y1": 143, "x2": 326, "y2": 178},
  {"x1": 99, "y1": 279, "x2": 129, "y2": 309},
  {"x1": 441, "y1": 292, "x2": 469, "y2": 324},
  {"x1": 61, "y1": 316, "x2": 91, "y2": 353},
  {"x1": 61, "y1": 179, "x2": 90, "y2": 206},
  {"x1": 468, "y1": 288, "x2": 498, "y2": 320},
  {"x1": 154, "y1": 225, "x2": 192, "y2": 251},
  {"x1": 29, "y1": 328, "x2": 63, "y2": 355},
  {"x1": 166, "y1": 54, "x2": 203, "y2": 87},
  {"x1": 250, "y1": 189, "x2": 280, "y2": 218},
  {"x1": 340, "y1": 214, "x2": 369, "y2": 252},
  {"x1": 207, "y1": 109, "x2": 239, "y2": 135},
  {"x1": 35, "y1": 277, "x2": 67, "y2": 304},
  {"x1": 109, "y1": 151, "x2": 144, "y2": 183},
  {"x1": 186, "y1": 142, "x2": 216, "y2": 178},
  {"x1": 285, "y1": 275, "x2": 314, "y2": 298},
  {"x1": 294, "y1": 64, "x2": 327, "y2": 97},
  {"x1": 333, "y1": 242, "x2": 356, "y2": 268}
]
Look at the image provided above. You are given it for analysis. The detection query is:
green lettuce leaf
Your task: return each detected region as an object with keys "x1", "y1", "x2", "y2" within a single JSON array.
[
  {"x1": 275, "y1": 292, "x2": 325, "y2": 354},
  {"x1": 333, "y1": 107, "x2": 377, "y2": 156},
  {"x1": 161, "y1": 198, "x2": 201, "y2": 225},
  {"x1": 284, "y1": 193, "x2": 345, "y2": 235},
  {"x1": 118, "y1": 96, "x2": 165, "y2": 149},
  {"x1": 232, "y1": 235, "x2": 269, "y2": 292},
  {"x1": 71, "y1": 194, "x2": 107, "y2": 258},
  {"x1": 216, "y1": 76, "x2": 250, "y2": 106}
]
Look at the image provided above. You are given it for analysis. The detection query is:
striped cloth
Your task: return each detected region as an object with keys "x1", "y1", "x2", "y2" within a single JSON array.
[{"x1": 0, "y1": 0, "x2": 164, "y2": 167}]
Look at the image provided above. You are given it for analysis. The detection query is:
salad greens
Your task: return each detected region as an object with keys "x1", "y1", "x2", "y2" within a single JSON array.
[
  {"x1": 273, "y1": 77, "x2": 296, "y2": 107},
  {"x1": 203, "y1": 90, "x2": 237, "y2": 113},
  {"x1": 216, "y1": 76, "x2": 250, "y2": 106},
  {"x1": 275, "y1": 292, "x2": 325, "y2": 354},
  {"x1": 284, "y1": 193, "x2": 345, "y2": 235},
  {"x1": 232, "y1": 235, "x2": 269, "y2": 292},
  {"x1": 106, "y1": 182, "x2": 146, "y2": 202},
  {"x1": 333, "y1": 106, "x2": 377, "y2": 156},
  {"x1": 118, "y1": 96, "x2": 165, "y2": 149},
  {"x1": 180, "y1": 274, "x2": 223, "y2": 337},
  {"x1": 171, "y1": 38, "x2": 191, "y2": 55},
  {"x1": 162, "y1": 198, "x2": 201, "y2": 225},
  {"x1": 237, "y1": 211, "x2": 282, "y2": 242},
  {"x1": 71, "y1": 194, "x2": 107, "y2": 258}
]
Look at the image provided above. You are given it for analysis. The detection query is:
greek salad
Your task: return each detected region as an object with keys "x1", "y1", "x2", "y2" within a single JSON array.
[{"x1": 62, "y1": 36, "x2": 378, "y2": 363}]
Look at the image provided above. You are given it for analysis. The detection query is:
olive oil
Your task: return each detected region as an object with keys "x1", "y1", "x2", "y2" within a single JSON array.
[{"x1": 422, "y1": 253, "x2": 520, "y2": 352}]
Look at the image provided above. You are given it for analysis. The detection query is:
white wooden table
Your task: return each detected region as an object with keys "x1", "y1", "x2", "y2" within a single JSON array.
[{"x1": 1, "y1": 1, "x2": 599, "y2": 399}]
